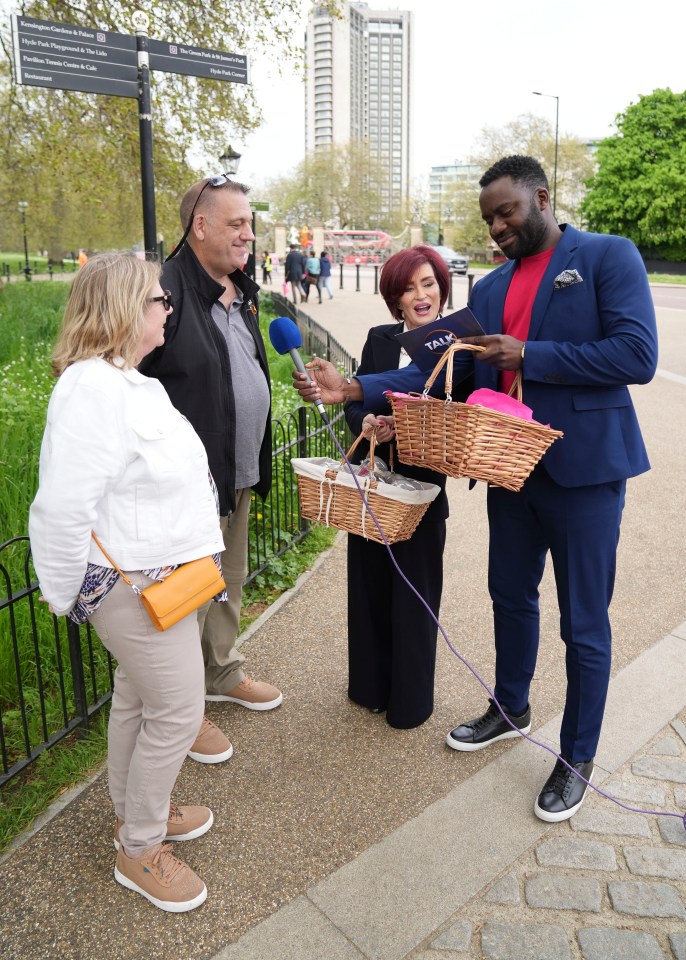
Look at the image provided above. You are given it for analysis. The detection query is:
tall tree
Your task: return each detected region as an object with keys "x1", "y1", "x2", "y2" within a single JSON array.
[
  {"x1": 438, "y1": 178, "x2": 488, "y2": 254},
  {"x1": 582, "y1": 88, "x2": 686, "y2": 260},
  {"x1": 264, "y1": 140, "x2": 405, "y2": 234}
]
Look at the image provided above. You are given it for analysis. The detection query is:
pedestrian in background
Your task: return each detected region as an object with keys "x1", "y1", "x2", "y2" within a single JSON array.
[
  {"x1": 261, "y1": 250, "x2": 272, "y2": 285},
  {"x1": 285, "y1": 244, "x2": 306, "y2": 303},
  {"x1": 319, "y1": 250, "x2": 334, "y2": 300},
  {"x1": 305, "y1": 249, "x2": 322, "y2": 303}
]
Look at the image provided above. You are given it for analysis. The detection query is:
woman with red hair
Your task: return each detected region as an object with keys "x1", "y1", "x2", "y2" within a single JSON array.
[{"x1": 344, "y1": 246, "x2": 471, "y2": 728}]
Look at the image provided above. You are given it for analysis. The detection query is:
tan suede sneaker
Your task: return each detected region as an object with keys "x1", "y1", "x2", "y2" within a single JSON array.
[
  {"x1": 205, "y1": 674, "x2": 283, "y2": 711},
  {"x1": 114, "y1": 802, "x2": 213, "y2": 851},
  {"x1": 115, "y1": 843, "x2": 206, "y2": 912},
  {"x1": 187, "y1": 715, "x2": 233, "y2": 763}
]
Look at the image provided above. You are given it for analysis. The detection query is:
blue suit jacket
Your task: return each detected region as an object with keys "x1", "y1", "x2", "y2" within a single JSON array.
[{"x1": 359, "y1": 226, "x2": 658, "y2": 488}]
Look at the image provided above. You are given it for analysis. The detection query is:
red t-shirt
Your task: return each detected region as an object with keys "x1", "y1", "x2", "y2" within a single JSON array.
[{"x1": 500, "y1": 247, "x2": 555, "y2": 393}]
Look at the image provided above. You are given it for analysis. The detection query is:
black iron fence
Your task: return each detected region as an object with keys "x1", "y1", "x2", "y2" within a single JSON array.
[{"x1": 0, "y1": 301, "x2": 355, "y2": 788}]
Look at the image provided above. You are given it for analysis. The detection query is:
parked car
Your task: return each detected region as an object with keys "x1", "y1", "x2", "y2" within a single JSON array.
[{"x1": 432, "y1": 245, "x2": 469, "y2": 275}]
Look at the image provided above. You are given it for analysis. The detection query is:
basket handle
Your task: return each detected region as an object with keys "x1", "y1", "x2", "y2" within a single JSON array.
[
  {"x1": 343, "y1": 427, "x2": 395, "y2": 473},
  {"x1": 506, "y1": 370, "x2": 523, "y2": 402},
  {"x1": 422, "y1": 342, "x2": 485, "y2": 401},
  {"x1": 343, "y1": 428, "x2": 377, "y2": 471}
]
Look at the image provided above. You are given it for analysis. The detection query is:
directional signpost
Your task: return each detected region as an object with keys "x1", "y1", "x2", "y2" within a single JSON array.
[
  {"x1": 10, "y1": 11, "x2": 250, "y2": 258},
  {"x1": 12, "y1": 15, "x2": 138, "y2": 98},
  {"x1": 148, "y1": 39, "x2": 248, "y2": 84}
]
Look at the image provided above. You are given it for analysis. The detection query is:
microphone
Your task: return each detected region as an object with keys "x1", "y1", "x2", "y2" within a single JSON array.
[{"x1": 269, "y1": 316, "x2": 328, "y2": 420}]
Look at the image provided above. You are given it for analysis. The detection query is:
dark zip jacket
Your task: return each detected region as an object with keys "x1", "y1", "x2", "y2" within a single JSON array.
[{"x1": 139, "y1": 244, "x2": 272, "y2": 516}]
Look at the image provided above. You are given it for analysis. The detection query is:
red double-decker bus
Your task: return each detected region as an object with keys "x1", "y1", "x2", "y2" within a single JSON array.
[
  {"x1": 324, "y1": 229, "x2": 392, "y2": 264},
  {"x1": 298, "y1": 228, "x2": 392, "y2": 264}
]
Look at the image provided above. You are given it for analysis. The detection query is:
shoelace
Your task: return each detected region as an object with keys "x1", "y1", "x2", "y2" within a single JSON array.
[
  {"x1": 149, "y1": 843, "x2": 186, "y2": 882},
  {"x1": 196, "y1": 716, "x2": 218, "y2": 740},
  {"x1": 544, "y1": 760, "x2": 574, "y2": 795},
  {"x1": 470, "y1": 700, "x2": 501, "y2": 733}
]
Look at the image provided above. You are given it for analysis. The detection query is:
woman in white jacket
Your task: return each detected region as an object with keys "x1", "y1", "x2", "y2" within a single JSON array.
[{"x1": 29, "y1": 254, "x2": 225, "y2": 913}]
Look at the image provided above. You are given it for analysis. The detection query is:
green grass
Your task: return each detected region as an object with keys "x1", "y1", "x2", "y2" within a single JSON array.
[
  {"x1": 0, "y1": 713, "x2": 108, "y2": 854},
  {"x1": 647, "y1": 272, "x2": 686, "y2": 284},
  {"x1": 0, "y1": 252, "x2": 78, "y2": 277}
]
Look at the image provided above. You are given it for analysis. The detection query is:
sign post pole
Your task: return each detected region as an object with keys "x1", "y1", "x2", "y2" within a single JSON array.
[{"x1": 133, "y1": 11, "x2": 157, "y2": 260}]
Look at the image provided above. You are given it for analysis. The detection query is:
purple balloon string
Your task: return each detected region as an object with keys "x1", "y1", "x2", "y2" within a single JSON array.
[{"x1": 324, "y1": 423, "x2": 686, "y2": 831}]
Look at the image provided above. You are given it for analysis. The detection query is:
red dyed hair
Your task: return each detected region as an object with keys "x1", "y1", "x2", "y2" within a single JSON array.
[{"x1": 379, "y1": 246, "x2": 451, "y2": 322}]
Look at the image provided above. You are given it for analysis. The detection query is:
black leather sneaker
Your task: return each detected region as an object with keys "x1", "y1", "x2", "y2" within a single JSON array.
[
  {"x1": 445, "y1": 698, "x2": 531, "y2": 752},
  {"x1": 534, "y1": 757, "x2": 594, "y2": 822}
]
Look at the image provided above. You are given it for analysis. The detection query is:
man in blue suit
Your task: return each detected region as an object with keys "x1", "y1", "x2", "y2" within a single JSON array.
[{"x1": 291, "y1": 155, "x2": 658, "y2": 822}]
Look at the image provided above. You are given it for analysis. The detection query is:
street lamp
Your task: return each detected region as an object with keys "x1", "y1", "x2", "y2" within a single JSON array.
[
  {"x1": 17, "y1": 201, "x2": 31, "y2": 281},
  {"x1": 217, "y1": 146, "x2": 256, "y2": 278},
  {"x1": 218, "y1": 145, "x2": 242, "y2": 175},
  {"x1": 532, "y1": 91, "x2": 559, "y2": 217}
]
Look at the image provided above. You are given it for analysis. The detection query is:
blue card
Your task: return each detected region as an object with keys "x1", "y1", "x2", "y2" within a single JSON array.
[{"x1": 394, "y1": 307, "x2": 485, "y2": 370}]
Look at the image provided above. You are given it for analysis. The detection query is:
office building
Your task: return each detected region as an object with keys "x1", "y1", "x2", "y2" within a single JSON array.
[{"x1": 305, "y1": 1, "x2": 413, "y2": 215}]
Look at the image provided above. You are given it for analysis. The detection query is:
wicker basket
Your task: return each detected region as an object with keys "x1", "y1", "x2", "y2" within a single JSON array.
[
  {"x1": 387, "y1": 343, "x2": 564, "y2": 493},
  {"x1": 292, "y1": 431, "x2": 440, "y2": 544}
]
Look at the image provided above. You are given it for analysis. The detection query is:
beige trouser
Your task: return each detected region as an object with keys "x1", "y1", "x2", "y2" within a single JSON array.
[
  {"x1": 88, "y1": 573, "x2": 204, "y2": 856},
  {"x1": 198, "y1": 487, "x2": 250, "y2": 696}
]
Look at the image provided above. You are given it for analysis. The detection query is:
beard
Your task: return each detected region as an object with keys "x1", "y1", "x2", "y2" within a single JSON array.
[{"x1": 496, "y1": 197, "x2": 549, "y2": 260}]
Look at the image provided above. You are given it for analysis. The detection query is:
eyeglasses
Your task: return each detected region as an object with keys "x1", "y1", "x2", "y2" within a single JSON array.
[
  {"x1": 164, "y1": 174, "x2": 231, "y2": 262},
  {"x1": 147, "y1": 290, "x2": 173, "y2": 311}
]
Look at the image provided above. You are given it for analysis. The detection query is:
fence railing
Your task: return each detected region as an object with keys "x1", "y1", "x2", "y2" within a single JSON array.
[{"x1": 0, "y1": 304, "x2": 355, "y2": 787}]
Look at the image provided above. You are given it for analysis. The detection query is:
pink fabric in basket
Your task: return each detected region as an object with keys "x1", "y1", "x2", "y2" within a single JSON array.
[
  {"x1": 466, "y1": 388, "x2": 534, "y2": 421},
  {"x1": 383, "y1": 390, "x2": 418, "y2": 408}
]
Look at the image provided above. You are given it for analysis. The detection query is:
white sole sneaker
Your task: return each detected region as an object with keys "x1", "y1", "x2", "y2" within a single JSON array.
[
  {"x1": 534, "y1": 769, "x2": 594, "y2": 823},
  {"x1": 114, "y1": 809, "x2": 214, "y2": 851},
  {"x1": 445, "y1": 721, "x2": 531, "y2": 752},
  {"x1": 114, "y1": 867, "x2": 207, "y2": 913},
  {"x1": 187, "y1": 742, "x2": 234, "y2": 763},
  {"x1": 205, "y1": 691, "x2": 283, "y2": 711}
]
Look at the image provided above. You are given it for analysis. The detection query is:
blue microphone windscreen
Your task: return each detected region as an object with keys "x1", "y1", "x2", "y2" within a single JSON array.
[{"x1": 269, "y1": 316, "x2": 302, "y2": 355}]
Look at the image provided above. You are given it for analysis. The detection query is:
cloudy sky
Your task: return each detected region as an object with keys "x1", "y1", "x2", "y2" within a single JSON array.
[{"x1": 236, "y1": 0, "x2": 684, "y2": 190}]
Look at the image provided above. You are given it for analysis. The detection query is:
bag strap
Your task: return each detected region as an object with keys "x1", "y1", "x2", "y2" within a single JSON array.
[{"x1": 90, "y1": 532, "x2": 140, "y2": 594}]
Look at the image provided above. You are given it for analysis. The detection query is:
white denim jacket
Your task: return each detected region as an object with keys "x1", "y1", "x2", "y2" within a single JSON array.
[{"x1": 29, "y1": 357, "x2": 224, "y2": 615}]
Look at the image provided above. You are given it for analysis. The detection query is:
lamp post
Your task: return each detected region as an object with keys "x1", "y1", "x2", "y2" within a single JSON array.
[
  {"x1": 18, "y1": 201, "x2": 31, "y2": 281},
  {"x1": 532, "y1": 91, "x2": 559, "y2": 217},
  {"x1": 218, "y1": 145, "x2": 256, "y2": 280},
  {"x1": 218, "y1": 145, "x2": 241, "y2": 175}
]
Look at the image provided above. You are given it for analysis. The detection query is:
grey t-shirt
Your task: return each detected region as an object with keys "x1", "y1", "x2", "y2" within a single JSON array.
[{"x1": 211, "y1": 292, "x2": 270, "y2": 490}]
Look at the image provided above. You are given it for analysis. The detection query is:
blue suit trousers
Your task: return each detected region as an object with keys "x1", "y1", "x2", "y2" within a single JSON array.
[{"x1": 487, "y1": 465, "x2": 626, "y2": 762}]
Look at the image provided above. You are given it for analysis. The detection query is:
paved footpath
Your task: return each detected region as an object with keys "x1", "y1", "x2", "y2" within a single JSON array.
[{"x1": 1, "y1": 279, "x2": 685, "y2": 960}]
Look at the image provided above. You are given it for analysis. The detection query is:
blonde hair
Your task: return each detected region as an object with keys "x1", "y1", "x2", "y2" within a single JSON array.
[{"x1": 51, "y1": 254, "x2": 161, "y2": 376}]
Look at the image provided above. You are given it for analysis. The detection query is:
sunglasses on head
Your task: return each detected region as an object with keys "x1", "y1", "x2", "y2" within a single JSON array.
[
  {"x1": 147, "y1": 290, "x2": 173, "y2": 311},
  {"x1": 164, "y1": 174, "x2": 231, "y2": 262}
]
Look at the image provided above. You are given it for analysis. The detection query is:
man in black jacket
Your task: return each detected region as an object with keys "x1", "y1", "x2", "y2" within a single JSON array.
[
  {"x1": 284, "y1": 244, "x2": 306, "y2": 303},
  {"x1": 140, "y1": 177, "x2": 282, "y2": 764}
]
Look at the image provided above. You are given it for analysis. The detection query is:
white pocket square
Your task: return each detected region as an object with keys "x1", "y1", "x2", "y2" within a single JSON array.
[{"x1": 554, "y1": 269, "x2": 583, "y2": 289}]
